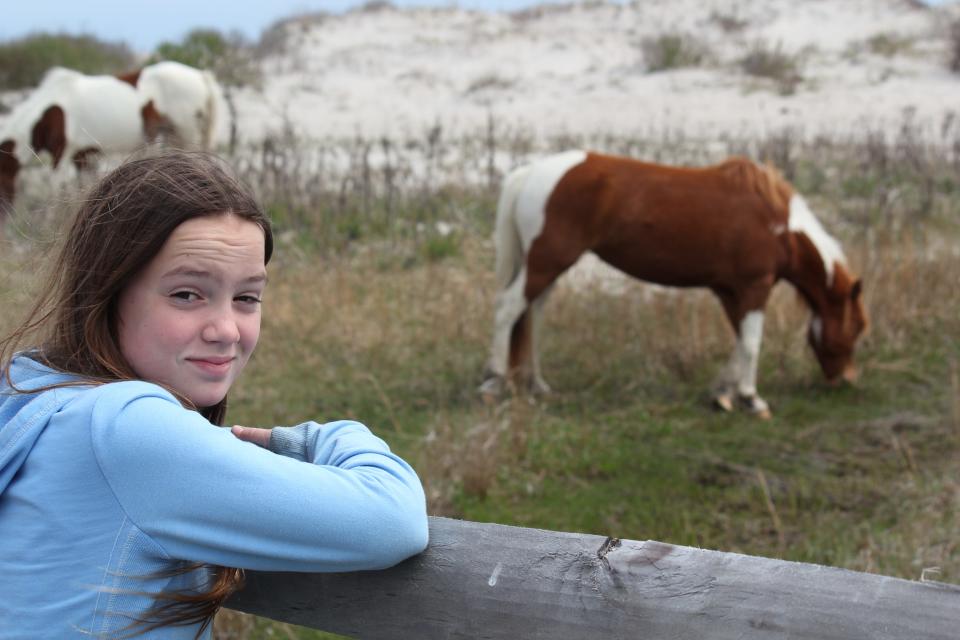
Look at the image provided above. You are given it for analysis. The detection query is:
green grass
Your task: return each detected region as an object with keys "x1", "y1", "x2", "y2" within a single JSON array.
[
  {"x1": 2, "y1": 132, "x2": 958, "y2": 639},
  {"x1": 214, "y1": 226, "x2": 959, "y2": 637}
]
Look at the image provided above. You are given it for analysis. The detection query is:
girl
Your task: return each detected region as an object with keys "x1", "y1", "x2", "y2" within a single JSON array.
[{"x1": 0, "y1": 150, "x2": 429, "y2": 638}]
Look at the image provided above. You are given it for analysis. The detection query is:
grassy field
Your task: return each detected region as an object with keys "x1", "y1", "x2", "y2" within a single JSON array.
[{"x1": 1, "y1": 128, "x2": 958, "y2": 639}]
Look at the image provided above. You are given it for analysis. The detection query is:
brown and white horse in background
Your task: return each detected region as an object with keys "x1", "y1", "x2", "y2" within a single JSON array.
[
  {"x1": 0, "y1": 67, "x2": 146, "y2": 215},
  {"x1": 480, "y1": 150, "x2": 868, "y2": 417},
  {"x1": 0, "y1": 62, "x2": 222, "y2": 217}
]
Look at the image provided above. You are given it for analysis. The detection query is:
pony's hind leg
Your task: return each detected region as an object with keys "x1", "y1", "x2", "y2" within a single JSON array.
[
  {"x1": 527, "y1": 284, "x2": 555, "y2": 395},
  {"x1": 480, "y1": 266, "x2": 530, "y2": 398}
]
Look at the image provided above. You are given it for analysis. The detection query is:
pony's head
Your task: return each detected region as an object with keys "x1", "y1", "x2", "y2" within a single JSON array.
[
  {"x1": 807, "y1": 265, "x2": 868, "y2": 384},
  {"x1": 0, "y1": 139, "x2": 19, "y2": 214}
]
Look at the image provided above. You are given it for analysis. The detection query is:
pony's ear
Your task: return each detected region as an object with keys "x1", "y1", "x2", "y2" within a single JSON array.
[{"x1": 850, "y1": 279, "x2": 862, "y2": 301}]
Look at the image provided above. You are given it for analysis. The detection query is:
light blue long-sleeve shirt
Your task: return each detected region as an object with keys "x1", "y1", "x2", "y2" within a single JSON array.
[{"x1": 0, "y1": 356, "x2": 429, "y2": 638}]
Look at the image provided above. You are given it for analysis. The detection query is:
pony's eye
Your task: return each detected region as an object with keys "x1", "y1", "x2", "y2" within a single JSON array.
[{"x1": 809, "y1": 317, "x2": 823, "y2": 345}]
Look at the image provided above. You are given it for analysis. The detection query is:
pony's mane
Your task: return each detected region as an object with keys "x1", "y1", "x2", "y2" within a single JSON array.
[
  {"x1": 787, "y1": 193, "x2": 846, "y2": 287},
  {"x1": 716, "y1": 158, "x2": 846, "y2": 287},
  {"x1": 716, "y1": 157, "x2": 793, "y2": 216}
]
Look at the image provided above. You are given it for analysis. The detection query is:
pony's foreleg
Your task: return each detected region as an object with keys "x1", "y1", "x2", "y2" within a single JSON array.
[
  {"x1": 714, "y1": 310, "x2": 770, "y2": 417},
  {"x1": 737, "y1": 311, "x2": 770, "y2": 413},
  {"x1": 479, "y1": 267, "x2": 529, "y2": 398},
  {"x1": 724, "y1": 310, "x2": 771, "y2": 418},
  {"x1": 713, "y1": 349, "x2": 743, "y2": 412}
]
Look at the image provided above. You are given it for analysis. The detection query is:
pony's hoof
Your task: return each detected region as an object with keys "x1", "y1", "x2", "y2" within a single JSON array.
[
  {"x1": 713, "y1": 393, "x2": 735, "y2": 412},
  {"x1": 739, "y1": 394, "x2": 772, "y2": 419},
  {"x1": 478, "y1": 375, "x2": 505, "y2": 402},
  {"x1": 530, "y1": 377, "x2": 552, "y2": 396}
]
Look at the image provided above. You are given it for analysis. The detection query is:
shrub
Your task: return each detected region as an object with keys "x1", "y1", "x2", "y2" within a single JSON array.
[
  {"x1": 710, "y1": 11, "x2": 750, "y2": 33},
  {"x1": 464, "y1": 73, "x2": 514, "y2": 95},
  {"x1": 740, "y1": 40, "x2": 803, "y2": 95},
  {"x1": 150, "y1": 29, "x2": 260, "y2": 88},
  {"x1": 866, "y1": 32, "x2": 913, "y2": 57},
  {"x1": 421, "y1": 229, "x2": 461, "y2": 263},
  {"x1": 353, "y1": 1, "x2": 395, "y2": 13},
  {"x1": 0, "y1": 33, "x2": 136, "y2": 90},
  {"x1": 640, "y1": 33, "x2": 709, "y2": 72}
]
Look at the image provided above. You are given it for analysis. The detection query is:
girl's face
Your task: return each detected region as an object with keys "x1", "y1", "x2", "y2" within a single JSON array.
[{"x1": 116, "y1": 214, "x2": 267, "y2": 408}]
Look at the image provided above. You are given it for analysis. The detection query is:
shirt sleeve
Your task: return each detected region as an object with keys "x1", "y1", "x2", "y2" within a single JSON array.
[{"x1": 88, "y1": 382, "x2": 429, "y2": 572}]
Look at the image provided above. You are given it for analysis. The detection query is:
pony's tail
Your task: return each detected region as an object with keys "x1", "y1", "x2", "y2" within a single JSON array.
[
  {"x1": 493, "y1": 164, "x2": 530, "y2": 291},
  {"x1": 199, "y1": 70, "x2": 220, "y2": 149}
]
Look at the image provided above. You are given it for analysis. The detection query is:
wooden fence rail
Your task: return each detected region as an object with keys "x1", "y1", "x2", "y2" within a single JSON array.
[{"x1": 227, "y1": 516, "x2": 960, "y2": 639}]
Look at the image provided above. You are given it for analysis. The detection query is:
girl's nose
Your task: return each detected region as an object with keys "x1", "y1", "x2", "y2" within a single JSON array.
[{"x1": 201, "y1": 314, "x2": 241, "y2": 344}]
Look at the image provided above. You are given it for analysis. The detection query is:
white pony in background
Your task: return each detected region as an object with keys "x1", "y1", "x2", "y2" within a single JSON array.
[
  {"x1": 0, "y1": 61, "x2": 225, "y2": 214},
  {"x1": 0, "y1": 67, "x2": 146, "y2": 212}
]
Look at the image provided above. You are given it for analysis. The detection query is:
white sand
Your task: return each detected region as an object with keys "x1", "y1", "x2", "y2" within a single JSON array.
[
  {"x1": 4, "y1": 1, "x2": 958, "y2": 151},
  {"x1": 223, "y1": 0, "x2": 958, "y2": 289},
  {"x1": 231, "y1": 0, "x2": 960, "y2": 144},
  {"x1": 3, "y1": 0, "x2": 957, "y2": 286}
]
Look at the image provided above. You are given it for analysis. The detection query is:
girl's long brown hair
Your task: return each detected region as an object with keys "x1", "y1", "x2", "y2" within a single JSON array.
[{"x1": 0, "y1": 147, "x2": 274, "y2": 636}]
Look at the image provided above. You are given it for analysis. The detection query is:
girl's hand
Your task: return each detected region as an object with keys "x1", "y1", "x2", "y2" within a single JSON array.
[{"x1": 231, "y1": 425, "x2": 272, "y2": 449}]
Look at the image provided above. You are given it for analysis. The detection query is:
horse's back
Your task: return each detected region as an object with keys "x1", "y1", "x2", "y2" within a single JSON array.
[
  {"x1": 37, "y1": 66, "x2": 83, "y2": 89},
  {"x1": 62, "y1": 75, "x2": 145, "y2": 150},
  {"x1": 4, "y1": 69, "x2": 144, "y2": 155},
  {"x1": 521, "y1": 151, "x2": 793, "y2": 288},
  {"x1": 547, "y1": 151, "x2": 793, "y2": 232}
]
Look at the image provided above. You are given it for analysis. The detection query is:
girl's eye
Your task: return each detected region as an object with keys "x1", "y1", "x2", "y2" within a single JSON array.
[
  {"x1": 171, "y1": 291, "x2": 200, "y2": 302},
  {"x1": 236, "y1": 295, "x2": 262, "y2": 305}
]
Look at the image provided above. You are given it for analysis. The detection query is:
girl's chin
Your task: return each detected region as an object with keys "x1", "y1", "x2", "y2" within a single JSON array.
[{"x1": 186, "y1": 387, "x2": 231, "y2": 410}]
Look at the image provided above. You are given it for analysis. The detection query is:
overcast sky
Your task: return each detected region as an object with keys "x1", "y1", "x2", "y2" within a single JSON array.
[{"x1": 0, "y1": 1, "x2": 608, "y2": 54}]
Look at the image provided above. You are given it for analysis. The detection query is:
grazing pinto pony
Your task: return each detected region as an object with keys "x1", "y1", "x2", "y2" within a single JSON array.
[
  {"x1": 480, "y1": 150, "x2": 868, "y2": 417},
  {"x1": 0, "y1": 62, "x2": 223, "y2": 216},
  {"x1": 0, "y1": 67, "x2": 147, "y2": 214},
  {"x1": 118, "y1": 60, "x2": 223, "y2": 149}
]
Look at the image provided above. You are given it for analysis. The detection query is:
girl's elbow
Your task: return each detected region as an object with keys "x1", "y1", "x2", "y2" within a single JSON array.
[
  {"x1": 364, "y1": 473, "x2": 429, "y2": 565},
  {"x1": 407, "y1": 515, "x2": 430, "y2": 556},
  {"x1": 395, "y1": 478, "x2": 429, "y2": 557},
  {"x1": 381, "y1": 505, "x2": 429, "y2": 567},
  {"x1": 393, "y1": 508, "x2": 429, "y2": 562}
]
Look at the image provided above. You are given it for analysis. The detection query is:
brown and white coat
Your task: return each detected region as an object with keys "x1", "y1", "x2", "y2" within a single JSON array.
[
  {"x1": 0, "y1": 62, "x2": 222, "y2": 214},
  {"x1": 481, "y1": 150, "x2": 868, "y2": 417}
]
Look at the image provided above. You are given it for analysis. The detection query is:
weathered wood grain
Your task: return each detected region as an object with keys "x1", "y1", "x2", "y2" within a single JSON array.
[{"x1": 227, "y1": 516, "x2": 960, "y2": 639}]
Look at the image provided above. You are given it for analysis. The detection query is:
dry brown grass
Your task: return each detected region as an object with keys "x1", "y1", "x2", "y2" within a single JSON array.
[
  {"x1": 1, "y1": 126, "x2": 958, "y2": 638},
  {"x1": 229, "y1": 221, "x2": 960, "y2": 519}
]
